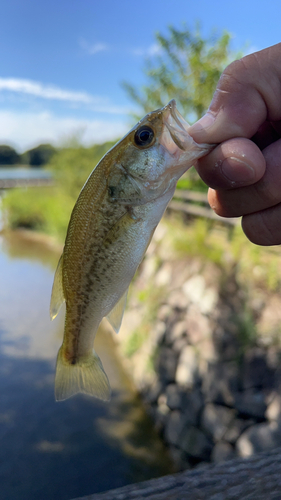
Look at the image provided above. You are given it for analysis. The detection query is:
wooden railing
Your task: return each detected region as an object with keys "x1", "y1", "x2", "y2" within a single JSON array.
[
  {"x1": 0, "y1": 177, "x2": 53, "y2": 189},
  {"x1": 170, "y1": 189, "x2": 240, "y2": 226},
  {"x1": 75, "y1": 448, "x2": 281, "y2": 500}
]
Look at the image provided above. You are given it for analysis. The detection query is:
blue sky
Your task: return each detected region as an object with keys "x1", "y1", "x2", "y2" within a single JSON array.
[{"x1": 0, "y1": 0, "x2": 280, "y2": 152}]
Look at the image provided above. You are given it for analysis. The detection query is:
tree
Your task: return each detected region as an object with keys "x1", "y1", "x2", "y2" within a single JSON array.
[
  {"x1": 123, "y1": 24, "x2": 238, "y2": 122},
  {"x1": 22, "y1": 143, "x2": 56, "y2": 167},
  {"x1": 123, "y1": 25, "x2": 241, "y2": 192},
  {"x1": 0, "y1": 145, "x2": 20, "y2": 165}
]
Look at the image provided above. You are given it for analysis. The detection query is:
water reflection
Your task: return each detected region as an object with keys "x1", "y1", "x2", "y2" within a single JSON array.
[{"x1": 0, "y1": 231, "x2": 172, "y2": 500}]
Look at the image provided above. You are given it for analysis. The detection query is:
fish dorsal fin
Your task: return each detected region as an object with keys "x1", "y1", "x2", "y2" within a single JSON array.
[
  {"x1": 50, "y1": 254, "x2": 65, "y2": 320},
  {"x1": 106, "y1": 288, "x2": 128, "y2": 333}
]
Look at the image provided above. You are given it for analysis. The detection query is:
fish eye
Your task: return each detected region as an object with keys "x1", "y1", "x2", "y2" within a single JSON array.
[{"x1": 134, "y1": 126, "x2": 155, "y2": 148}]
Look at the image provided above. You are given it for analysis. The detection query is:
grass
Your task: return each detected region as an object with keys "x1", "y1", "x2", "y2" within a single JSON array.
[{"x1": 164, "y1": 214, "x2": 281, "y2": 293}]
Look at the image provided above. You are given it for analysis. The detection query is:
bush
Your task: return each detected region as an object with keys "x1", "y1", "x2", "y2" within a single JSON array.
[
  {"x1": 0, "y1": 145, "x2": 20, "y2": 165},
  {"x1": 2, "y1": 141, "x2": 116, "y2": 240},
  {"x1": 22, "y1": 144, "x2": 56, "y2": 167}
]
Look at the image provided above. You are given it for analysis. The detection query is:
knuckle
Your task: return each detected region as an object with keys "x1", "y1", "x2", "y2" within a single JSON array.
[
  {"x1": 242, "y1": 210, "x2": 279, "y2": 246},
  {"x1": 218, "y1": 59, "x2": 248, "y2": 92}
]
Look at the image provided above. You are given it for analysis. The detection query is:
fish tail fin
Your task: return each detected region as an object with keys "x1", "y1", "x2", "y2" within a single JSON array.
[{"x1": 55, "y1": 347, "x2": 111, "y2": 402}]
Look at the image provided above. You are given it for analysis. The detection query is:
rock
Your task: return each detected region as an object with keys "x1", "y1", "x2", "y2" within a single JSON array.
[
  {"x1": 202, "y1": 362, "x2": 239, "y2": 406},
  {"x1": 143, "y1": 380, "x2": 163, "y2": 404},
  {"x1": 201, "y1": 403, "x2": 236, "y2": 441},
  {"x1": 266, "y1": 347, "x2": 280, "y2": 370},
  {"x1": 181, "y1": 389, "x2": 204, "y2": 427},
  {"x1": 175, "y1": 345, "x2": 198, "y2": 388},
  {"x1": 266, "y1": 393, "x2": 281, "y2": 421},
  {"x1": 224, "y1": 418, "x2": 254, "y2": 444},
  {"x1": 164, "y1": 410, "x2": 185, "y2": 446},
  {"x1": 182, "y1": 275, "x2": 218, "y2": 314},
  {"x1": 172, "y1": 336, "x2": 189, "y2": 354},
  {"x1": 141, "y1": 255, "x2": 158, "y2": 281},
  {"x1": 151, "y1": 404, "x2": 170, "y2": 433},
  {"x1": 197, "y1": 339, "x2": 217, "y2": 370},
  {"x1": 180, "y1": 426, "x2": 212, "y2": 460},
  {"x1": 157, "y1": 304, "x2": 172, "y2": 321},
  {"x1": 170, "y1": 258, "x2": 201, "y2": 290},
  {"x1": 214, "y1": 326, "x2": 241, "y2": 361},
  {"x1": 164, "y1": 392, "x2": 204, "y2": 449},
  {"x1": 234, "y1": 390, "x2": 267, "y2": 419},
  {"x1": 169, "y1": 320, "x2": 188, "y2": 343},
  {"x1": 168, "y1": 289, "x2": 189, "y2": 310},
  {"x1": 242, "y1": 348, "x2": 275, "y2": 390},
  {"x1": 154, "y1": 262, "x2": 173, "y2": 287},
  {"x1": 169, "y1": 446, "x2": 191, "y2": 471},
  {"x1": 200, "y1": 287, "x2": 218, "y2": 315},
  {"x1": 156, "y1": 347, "x2": 178, "y2": 383},
  {"x1": 165, "y1": 384, "x2": 183, "y2": 410},
  {"x1": 211, "y1": 441, "x2": 235, "y2": 462},
  {"x1": 157, "y1": 401, "x2": 170, "y2": 418},
  {"x1": 257, "y1": 295, "x2": 281, "y2": 343},
  {"x1": 182, "y1": 275, "x2": 206, "y2": 305},
  {"x1": 185, "y1": 305, "x2": 212, "y2": 344},
  {"x1": 154, "y1": 321, "x2": 166, "y2": 343},
  {"x1": 236, "y1": 421, "x2": 281, "y2": 457}
]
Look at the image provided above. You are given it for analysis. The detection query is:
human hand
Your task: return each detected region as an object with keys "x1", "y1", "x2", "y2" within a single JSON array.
[{"x1": 188, "y1": 43, "x2": 281, "y2": 245}]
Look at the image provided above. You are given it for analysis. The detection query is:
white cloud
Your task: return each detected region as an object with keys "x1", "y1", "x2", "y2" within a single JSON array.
[
  {"x1": 79, "y1": 39, "x2": 109, "y2": 55},
  {"x1": 0, "y1": 77, "x2": 98, "y2": 104},
  {"x1": 79, "y1": 38, "x2": 162, "y2": 58},
  {"x1": 0, "y1": 77, "x2": 132, "y2": 114},
  {"x1": 131, "y1": 43, "x2": 162, "y2": 57},
  {"x1": 0, "y1": 110, "x2": 128, "y2": 152}
]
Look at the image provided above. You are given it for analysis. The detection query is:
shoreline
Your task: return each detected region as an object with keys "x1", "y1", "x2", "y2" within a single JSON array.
[{"x1": 0, "y1": 227, "x2": 64, "y2": 254}]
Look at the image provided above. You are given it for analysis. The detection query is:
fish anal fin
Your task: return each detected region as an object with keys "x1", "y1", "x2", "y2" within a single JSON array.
[
  {"x1": 55, "y1": 347, "x2": 111, "y2": 402},
  {"x1": 106, "y1": 288, "x2": 128, "y2": 333},
  {"x1": 50, "y1": 254, "x2": 65, "y2": 320}
]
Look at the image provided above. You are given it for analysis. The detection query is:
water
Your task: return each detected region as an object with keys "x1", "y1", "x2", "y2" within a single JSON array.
[
  {"x1": 0, "y1": 231, "x2": 172, "y2": 500},
  {"x1": 0, "y1": 167, "x2": 52, "y2": 180}
]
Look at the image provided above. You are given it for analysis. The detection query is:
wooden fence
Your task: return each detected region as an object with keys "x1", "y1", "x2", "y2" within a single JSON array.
[{"x1": 170, "y1": 189, "x2": 240, "y2": 226}]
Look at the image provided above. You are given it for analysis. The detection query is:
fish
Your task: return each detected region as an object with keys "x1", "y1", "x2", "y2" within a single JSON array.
[{"x1": 50, "y1": 99, "x2": 214, "y2": 402}]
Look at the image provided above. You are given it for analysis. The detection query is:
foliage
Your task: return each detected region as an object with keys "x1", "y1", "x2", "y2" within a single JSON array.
[
  {"x1": 0, "y1": 145, "x2": 20, "y2": 165},
  {"x1": 48, "y1": 141, "x2": 115, "y2": 199},
  {"x1": 123, "y1": 24, "x2": 236, "y2": 121},
  {"x1": 2, "y1": 141, "x2": 116, "y2": 241},
  {"x1": 166, "y1": 214, "x2": 281, "y2": 292},
  {"x1": 176, "y1": 167, "x2": 208, "y2": 193},
  {"x1": 2, "y1": 186, "x2": 74, "y2": 240},
  {"x1": 22, "y1": 144, "x2": 56, "y2": 167},
  {"x1": 123, "y1": 24, "x2": 240, "y2": 193}
]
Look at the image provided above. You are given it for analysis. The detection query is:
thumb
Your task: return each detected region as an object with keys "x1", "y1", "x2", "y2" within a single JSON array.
[{"x1": 188, "y1": 43, "x2": 281, "y2": 144}]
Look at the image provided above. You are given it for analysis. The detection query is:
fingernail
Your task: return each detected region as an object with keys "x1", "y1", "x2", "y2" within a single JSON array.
[
  {"x1": 221, "y1": 157, "x2": 255, "y2": 183},
  {"x1": 190, "y1": 112, "x2": 217, "y2": 133}
]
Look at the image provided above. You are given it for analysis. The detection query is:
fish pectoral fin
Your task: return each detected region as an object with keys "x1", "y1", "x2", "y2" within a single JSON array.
[
  {"x1": 50, "y1": 254, "x2": 65, "y2": 320},
  {"x1": 55, "y1": 347, "x2": 111, "y2": 402},
  {"x1": 103, "y1": 210, "x2": 140, "y2": 248},
  {"x1": 106, "y1": 288, "x2": 129, "y2": 333}
]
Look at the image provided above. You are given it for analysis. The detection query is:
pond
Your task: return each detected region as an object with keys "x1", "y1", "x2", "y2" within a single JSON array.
[{"x1": 0, "y1": 231, "x2": 172, "y2": 500}]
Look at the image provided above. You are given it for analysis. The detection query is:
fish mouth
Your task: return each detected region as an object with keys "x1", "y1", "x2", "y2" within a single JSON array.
[{"x1": 161, "y1": 99, "x2": 191, "y2": 152}]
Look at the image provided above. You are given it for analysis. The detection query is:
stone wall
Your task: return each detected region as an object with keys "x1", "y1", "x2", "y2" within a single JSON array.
[{"x1": 114, "y1": 220, "x2": 281, "y2": 471}]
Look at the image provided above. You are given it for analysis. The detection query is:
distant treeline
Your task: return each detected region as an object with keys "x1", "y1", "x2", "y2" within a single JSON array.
[{"x1": 0, "y1": 144, "x2": 56, "y2": 167}]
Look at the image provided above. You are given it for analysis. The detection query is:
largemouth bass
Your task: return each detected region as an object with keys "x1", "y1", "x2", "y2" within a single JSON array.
[{"x1": 50, "y1": 99, "x2": 213, "y2": 401}]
